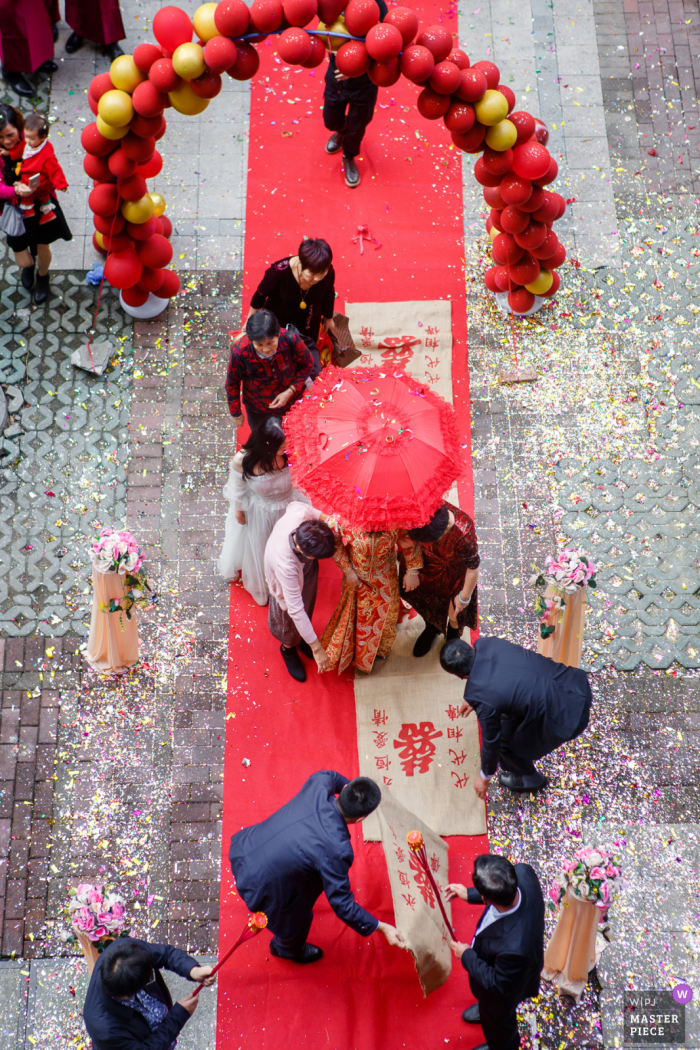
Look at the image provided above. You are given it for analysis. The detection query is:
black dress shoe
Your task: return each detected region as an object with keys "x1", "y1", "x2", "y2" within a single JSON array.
[
  {"x1": 325, "y1": 132, "x2": 344, "y2": 154},
  {"x1": 104, "y1": 43, "x2": 125, "y2": 60},
  {"x1": 3, "y1": 72, "x2": 35, "y2": 98},
  {"x1": 446, "y1": 623, "x2": 462, "y2": 641},
  {"x1": 297, "y1": 638, "x2": 313, "y2": 659},
  {"x1": 21, "y1": 265, "x2": 35, "y2": 291},
  {"x1": 462, "y1": 1004, "x2": 481, "y2": 1023},
  {"x1": 38, "y1": 60, "x2": 58, "y2": 73},
  {"x1": 34, "y1": 272, "x2": 50, "y2": 305},
  {"x1": 413, "y1": 622, "x2": 439, "y2": 657},
  {"x1": 280, "y1": 644, "x2": 306, "y2": 682},
  {"x1": 342, "y1": 155, "x2": 361, "y2": 188},
  {"x1": 498, "y1": 770, "x2": 549, "y2": 794},
  {"x1": 270, "y1": 941, "x2": 323, "y2": 963},
  {"x1": 65, "y1": 32, "x2": 84, "y2": 53}
]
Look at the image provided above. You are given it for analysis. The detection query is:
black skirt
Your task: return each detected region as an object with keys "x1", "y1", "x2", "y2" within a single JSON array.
[{"x1": 5, "y1": 194, "x2": 73, "y2": 254}]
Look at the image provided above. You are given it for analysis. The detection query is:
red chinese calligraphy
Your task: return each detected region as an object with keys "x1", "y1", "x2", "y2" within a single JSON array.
[
  {"x1": 360, "y1": 325, "x2": 374, "y2": 347},
  {"x1": 383, "y1": 776, "x2": 393, "y2": 786},
  {"x1": 359, "y1": 353, "x2": 373, "y2": 365},
  {"x1": 393, "y1": 722, "x2": 443, "y2": 776},
  {"x1": 424, "y1": 370, "x2": 440, "y2": 385},
  {"x1": 425, "y1": 337, "x2": 440, "y2": 350},
  {"x1": 372, "y1": 709, "x2": 388, "y2": 726},
  {"x1": 374, "y1": 754, "x2": 391, "y2": 771},
  {"x1": 451, "y1": 771, "x2": 470, "y2": 788},
  {"x1": 429, "y1": 853, "x2": 440, "y2": 873},
  {"x1": 445, "y1": 705, "x2": 460, "y2": 721},
  {"x1": 402, "y1": 893, "x2": 417, "y2": 911},
  {"x1": 449, "y1": 748, "x2": 468, "y2": 766},
  {"x1": 426, "y1": 326, "x2": 439, "y2": 335},
  {"x1": 447, "y1": 726, "x2": 463, "y2": 741},
  {"x1": 373, "y1": 731, "x2": 388, "y2": 748},
  {"x1": 425, "y1": 355, "x2": 440, "y2": 369},
  {"x1": 398, "y1": 870, "x2": 411, "y2": 887},
  {"x1": 409, "y1": 851, "x2": 436, "y2": 908},
  {"x1": 378, "y1": 335, "x2": 421, "y2": 350},
  {"x1": 394, "y1": 846, "x2": 406, "y2": 864}
]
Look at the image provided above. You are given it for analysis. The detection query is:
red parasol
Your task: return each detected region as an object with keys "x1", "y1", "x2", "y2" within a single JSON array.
[{"x1": 283, "y1": 366, "x2": 466, "y2": 531}]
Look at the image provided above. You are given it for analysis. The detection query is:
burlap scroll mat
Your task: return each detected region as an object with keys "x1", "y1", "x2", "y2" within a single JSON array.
[
  {"x1": 355, "y1": 615, "x2": 486, "y2": 841},
  {"x1": 377, "y1": 787, "x2": 452, "y2": 996}
]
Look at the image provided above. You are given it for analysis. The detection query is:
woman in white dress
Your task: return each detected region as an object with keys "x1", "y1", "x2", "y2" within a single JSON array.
[{"x1": 217, "y1": 418, "x2": 309, "y2": 604}]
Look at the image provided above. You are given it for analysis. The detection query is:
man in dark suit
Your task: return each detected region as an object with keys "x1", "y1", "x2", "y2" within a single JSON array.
[
  {"x1": 440, "y1": 637, "x2": 592, "y2": 796},
  {"x1": 83, "y1": 936, "x2": 216, "y2": 1050},
  {"x1": 229, "y1": 771, "x2": 405, "y2": 962},
  {"x1": 446, "y1": 854, "x2": 544, "y2": 1050}
]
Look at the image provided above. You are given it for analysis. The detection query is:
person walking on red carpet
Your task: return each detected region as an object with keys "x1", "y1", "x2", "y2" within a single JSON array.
[
  {"x1": 229, "y1": 772, "x2": 406, "y2": 963},
  {"x1": 445, "y1": 855, "x2": 544, "y2": 1050},
  {"x1": 64, "y1": 0, "x2": 125, "y2": 60}
]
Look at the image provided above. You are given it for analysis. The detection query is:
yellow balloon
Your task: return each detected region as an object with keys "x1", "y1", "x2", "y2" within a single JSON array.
[
  {"x1": 98, "y1": 89, "x2": 134, "y2": 128},
  {"x1": 95, "y1": 230, "x2": 106, "y2": 249},
  {"x1": 488, "y1": 225, "x2": 498, "y2": 241},
  {"x1": 168, "y1": 81, "x2": 210, "y2": 115},
  {"x1": 319, "y1": 16, "x2": 349, "y2": 51},
  {"x1": 193, "y1": 2, "x2": 221, "y2": 41},
  {"x1": 485, "y1": 118, "x2": 517, "y2": 151},
  {"x1": 474, "y1": 89, "x2": 509, "y2": 127},
  {"x1": 172, "y1": 42, "x2": 206, "y2": 81},
  {"x1": 525, "y1": 268, "x2": 554, "y2": 295},
  {"x1": 96, "y1": 115, "x2": 130, "y2": 140},
  {"x1": 110, "y1": 54, "x2": 146, "y2": 93},
  {"x1": 121, "y1": 194, "x2": 156, "y2": 224},
  {"x1": 149, "y1": 192, "x2": 167, "y2": 217}
]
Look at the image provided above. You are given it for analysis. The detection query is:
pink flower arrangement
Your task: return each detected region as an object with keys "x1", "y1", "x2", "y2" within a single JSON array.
[
  {"x1": 530, "y1": 547, "x2": 596, "y2": 639},
  {"x1": 549, "y1": 846, "x2": 621, "y2": 915},
  {"x1": 68, "y1": 882, "x2": 128, "y2": 943},
  {"x1": 89, "y1": 528, "x2": 155, "y2": 620}
]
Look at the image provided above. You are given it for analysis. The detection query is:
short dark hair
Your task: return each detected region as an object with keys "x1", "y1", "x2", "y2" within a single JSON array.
[
  {"x1": 439, "y1": 639, "x2": 475, "y2": 677},
  {"x1": 339, "y1": 777, "x2": 381, "y2": 819},
  {"x1": 24, "y1": 112, "x2": 50, "y2": 138},
  {"x1": 298, "y1": 238, "x2": 332, "y2": 274},
  {"x1": 407, "y1": 504, "x2": 449, "y2": 542},
  {"x1": 295, "y1": 519, "x2": 335, "y2": 559},
  {"x1": 473, "y1": 854, "x2": 519, "y2": 907},
  {"x1": 246, "y1": 309, "x2": 280, "y2": 342},
  {"x1": 100, "y1": 940, "x2": 153, "y2": 998},
  {"x1": 0, "y1": 104, "x2": 24, "y2": 135}
]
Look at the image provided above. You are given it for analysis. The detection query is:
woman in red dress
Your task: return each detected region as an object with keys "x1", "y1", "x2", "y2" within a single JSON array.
[{"x1": 398, "y1": 502, "x2": 481, "y2": 657}]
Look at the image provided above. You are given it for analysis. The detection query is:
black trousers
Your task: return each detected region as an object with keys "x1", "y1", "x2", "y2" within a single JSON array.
[
  {"x1": 265, "y1": 886, "x2": 323, "y2": 958},
  {"x1": 478, "y1": 998, "x2": 520, "y2": 1050},
  {"x1": 498, "y1": 702, "x2": 591, "y2": 777},
  {"x1": 322, "y1": 98, "x2": 376, "y2": 158}
]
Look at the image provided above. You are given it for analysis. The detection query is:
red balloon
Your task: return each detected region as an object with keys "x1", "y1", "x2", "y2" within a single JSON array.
[
  {"x1": 203, "y1": 36, "x2": 238, "y2": 74},
  {"x1": 301, "y1": 35, "x2": 327, "y2": 68},
  {"x1": 133, "y1": 81, "x2": 167, "y2": 118},
  {"x1": 88, "y1": 94, "x2": 99, "y2": 116},
  {"x1": 94, "y1": 211, "x2": 125, "y2": 235},
  {"x1": 496, "y1": 84, "x2": 515, "y2": 113},
  {"x1": 451, "y1": 123, "x2": 485, "y2": 153},
  {"x1": 214, "y1": 0, "x2": 250, "y2": 36},
  {"x1": 444, "y1": 101, "x2": 475, "y2": 134},
  {"x1": 122, "y1": 286, "x2": 150, "y2": 308},
  {"x1": 417, "y1": 87, "x2": 450, "y2": 120},
  {"x1": 283, "y1": 0, "x2": 317, "y2": 26},
  {"x1": 509, "y1": 253, "x2": 540, "y2": 286},
  {"x1": 482, "y1": 146, "x2": 512, "y2": 175},
  {"x1": 278, "y1": 27, "x2": 312, "y2": 64},
  {"x1": 119, "y1": 173, "x2": 148, "y2": 202},
  {"x1": 551, "y1": 193, "x2": 566, "y2": 220},
  {"x1": 492, "y1": 233, "x2": 523, "y2": 265},
  {"x1": 153, "y1": 6, "x2": 193, "y2": 52},
  {"x1": 483, "y1": 185, "x2": 505, "y2": 210},
  {"x1": 102, "y1": 230, "x2": 133, "y2": 253},
  {"x1": 84, "y1": 154, "x2": 112, "y2": 181},
  {"x1": 518, "y1": 185, "x2": 546, "y2": 214},
  {"x1": 500, "y1": 172, "x2": 532, "y2": 206},
  {"x1": 533, "y1": 156, "x2": 558, "y2": 186},
  {"x1": 500, "y1": 205, "x2": 529, "y2": 235},
  {"x1": 494, "y1": 266, "x2": 512, "y2": 292},
  {"x1": 191, "y1": 70, "x2": 223, "y2": 97},
  {"x1": 547, "y1": 242, "x2": 567, "y2": 268},
  {"x1": 317, "y1": 0, "x2": 346, "y2": 22},
  {"x1": 541, "y1": 271, "x2": 561, "y2": 296},
  {"x1": 122, "y1": 132, "x2": 156, "y2": 164},
  {"x1": 159, "y1": 215, "x2": 173, "y2": 239},
  {"x1": 416, "y1": 24, "x2": 452, "y2": 62},
  {"x1": 532, "y1": 192, "x2": 559, "y2": 224},
  {"x1": 384, "y1": 6, "x2": 418, "y2": 45},
  {"x1": 130, "y1": 113, "x2": 163, "y2": 138},
  {"x1": 136, "y1": 233, "x2": 174, "y2": 269},
  {"x1": 336, "y1": 40, "x2": 370, "y2": 78},
  {"x1": 82, "y1": 123, "x2": 116, "y2": 158},
  {"x1": 512, "y1": 141, "x2": 551, "y2": 180},
  {"x1": 514, "y1": 219, "x2": 547, "y2": 250},
  {"x1": 366, "y1": 23, "x2": 403, "y2": 62},
  {"x1": 344, "y1": 0, "x2": 380, "y2": 36},
  {"x1": 92, "y1": 231, "x2": 107, "y2": 257},
  {"x1": 89, "y1": 72, "x2": 113, "y2": 101},
  {"x1": 456, "y1": 67, "x2": 487, "y2": 102},
  {"x1": 449, "y1": 48, "x2": 470, "y2": 70},
  {"x1": 136, "y1": 151, "x2": 163, "y2": 179},
  {"x1": 228, "y1": 41, "x2": 260, "y2": 80},
  {"x1": 508, "y1": 288, "x2": 535, "y2": 314},
  {"x1": 489, "y1": 208, "x2": 502, "y2": 232},
  {"x1": 471, "y1": 60, "x2": 499, "y2": 89},
  {"x1": 485, "y1": 216, "x2": 493, "y2": 234},
  {"x1": 251, "y1": 0, "x2": 283, "y2": 31},
  {"x1": 484, "y1": 266, "x2": 501, "y2": 293},
  {"x1": 154, "y1": 116, "x2": 167, "y2": 141},
  {"x1": 429, "y1": 60, "x2": 461, "y2": 95},
  {"x1": 149, "y1": 58, "x2": 181, "y2": 93},
  {"x1": 89, "y1": 183, "x2": 120, "y2": 216},
  {"x1": 400, "y1": 45, "x2": 435, "y2": 84},
  {"x1": 105, "y1": 247, "x2": 142, "y2": 290},
  {"x1": 127, "y1": 216, "x2": 160, "y2": 241},
  {"x1": 138, "y1": 265, "x2": 166, "y2": 293},
  {"x1": 509, "y1": 111, "x2": 535, "y2": 146},
  {"x1": 108, "y1": 150, "x2": 136, "y2": 178},
  {"x1": 134, "y1": 43, "x2": 162, "y2": 73},
  {"x1": 368, "y1": 57, "x2": 400, "y2": 87},
  {"x1": 474, "y1": 157, "x2": 501, "y2": 187},
  {"x1": 533, "y1": 118, "x2": 549, "y2": 145},
  {"x1": 155, "y1": 269, "x2": 181, "y2": 299},
  {"x1": 530, "y1": 230, "x2": 558, "y2": 260}
]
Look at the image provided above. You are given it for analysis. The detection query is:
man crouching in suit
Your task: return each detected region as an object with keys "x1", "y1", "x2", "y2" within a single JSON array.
[{"x1": 445, "y1": 854, "x2": 544, "y2": 1050}]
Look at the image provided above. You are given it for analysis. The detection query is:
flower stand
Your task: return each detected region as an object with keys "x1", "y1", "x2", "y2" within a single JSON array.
[
  {"x1": 537, "y1": 584, "x2": 587, "y2": 668},
  {"x1": 76, "y1": 931, "x2": 101, "y2": 975},
  {"x1": 85, "y1": 568, "x2": 139, "y2": 675},
  {"x1": 542, "y1": 887, "x2": 599, "y2": 1002}
]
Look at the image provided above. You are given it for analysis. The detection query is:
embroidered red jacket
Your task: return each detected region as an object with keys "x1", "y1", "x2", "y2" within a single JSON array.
[{"x1": 225, "y1": 331, "x2": 314, "y2": 416}]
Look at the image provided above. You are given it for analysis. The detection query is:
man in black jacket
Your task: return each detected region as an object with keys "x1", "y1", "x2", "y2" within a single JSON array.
[
  {"x1": 229, "y1": 770, "x2": 405, "y2": 962},
  {"x1": 440, "y1": 636, "x2": 592, "y2": 796},
  {"x1": 83, "y1": 937, "x2": 216, "y2": 1050},
  {"x1": 323, "y1": 0, "x2": 388, "y2": 188},
  {"x1": 446, "y1": 854, "x2": 544, "y2": 1050}
]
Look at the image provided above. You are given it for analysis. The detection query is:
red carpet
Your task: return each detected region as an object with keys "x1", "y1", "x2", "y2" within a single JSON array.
[{"x1": 218, "y1": 6, "x2": 488, "y2": 1045}]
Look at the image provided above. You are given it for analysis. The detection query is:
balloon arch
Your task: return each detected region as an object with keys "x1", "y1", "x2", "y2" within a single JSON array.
[{"x1": 82, "y1": 0, "x2": 567, "y2": 317}]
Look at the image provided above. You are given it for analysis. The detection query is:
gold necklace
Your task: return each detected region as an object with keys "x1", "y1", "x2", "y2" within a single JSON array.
[{"x1": 295, "y1": 260, "x2": 309, "y2": 309}]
